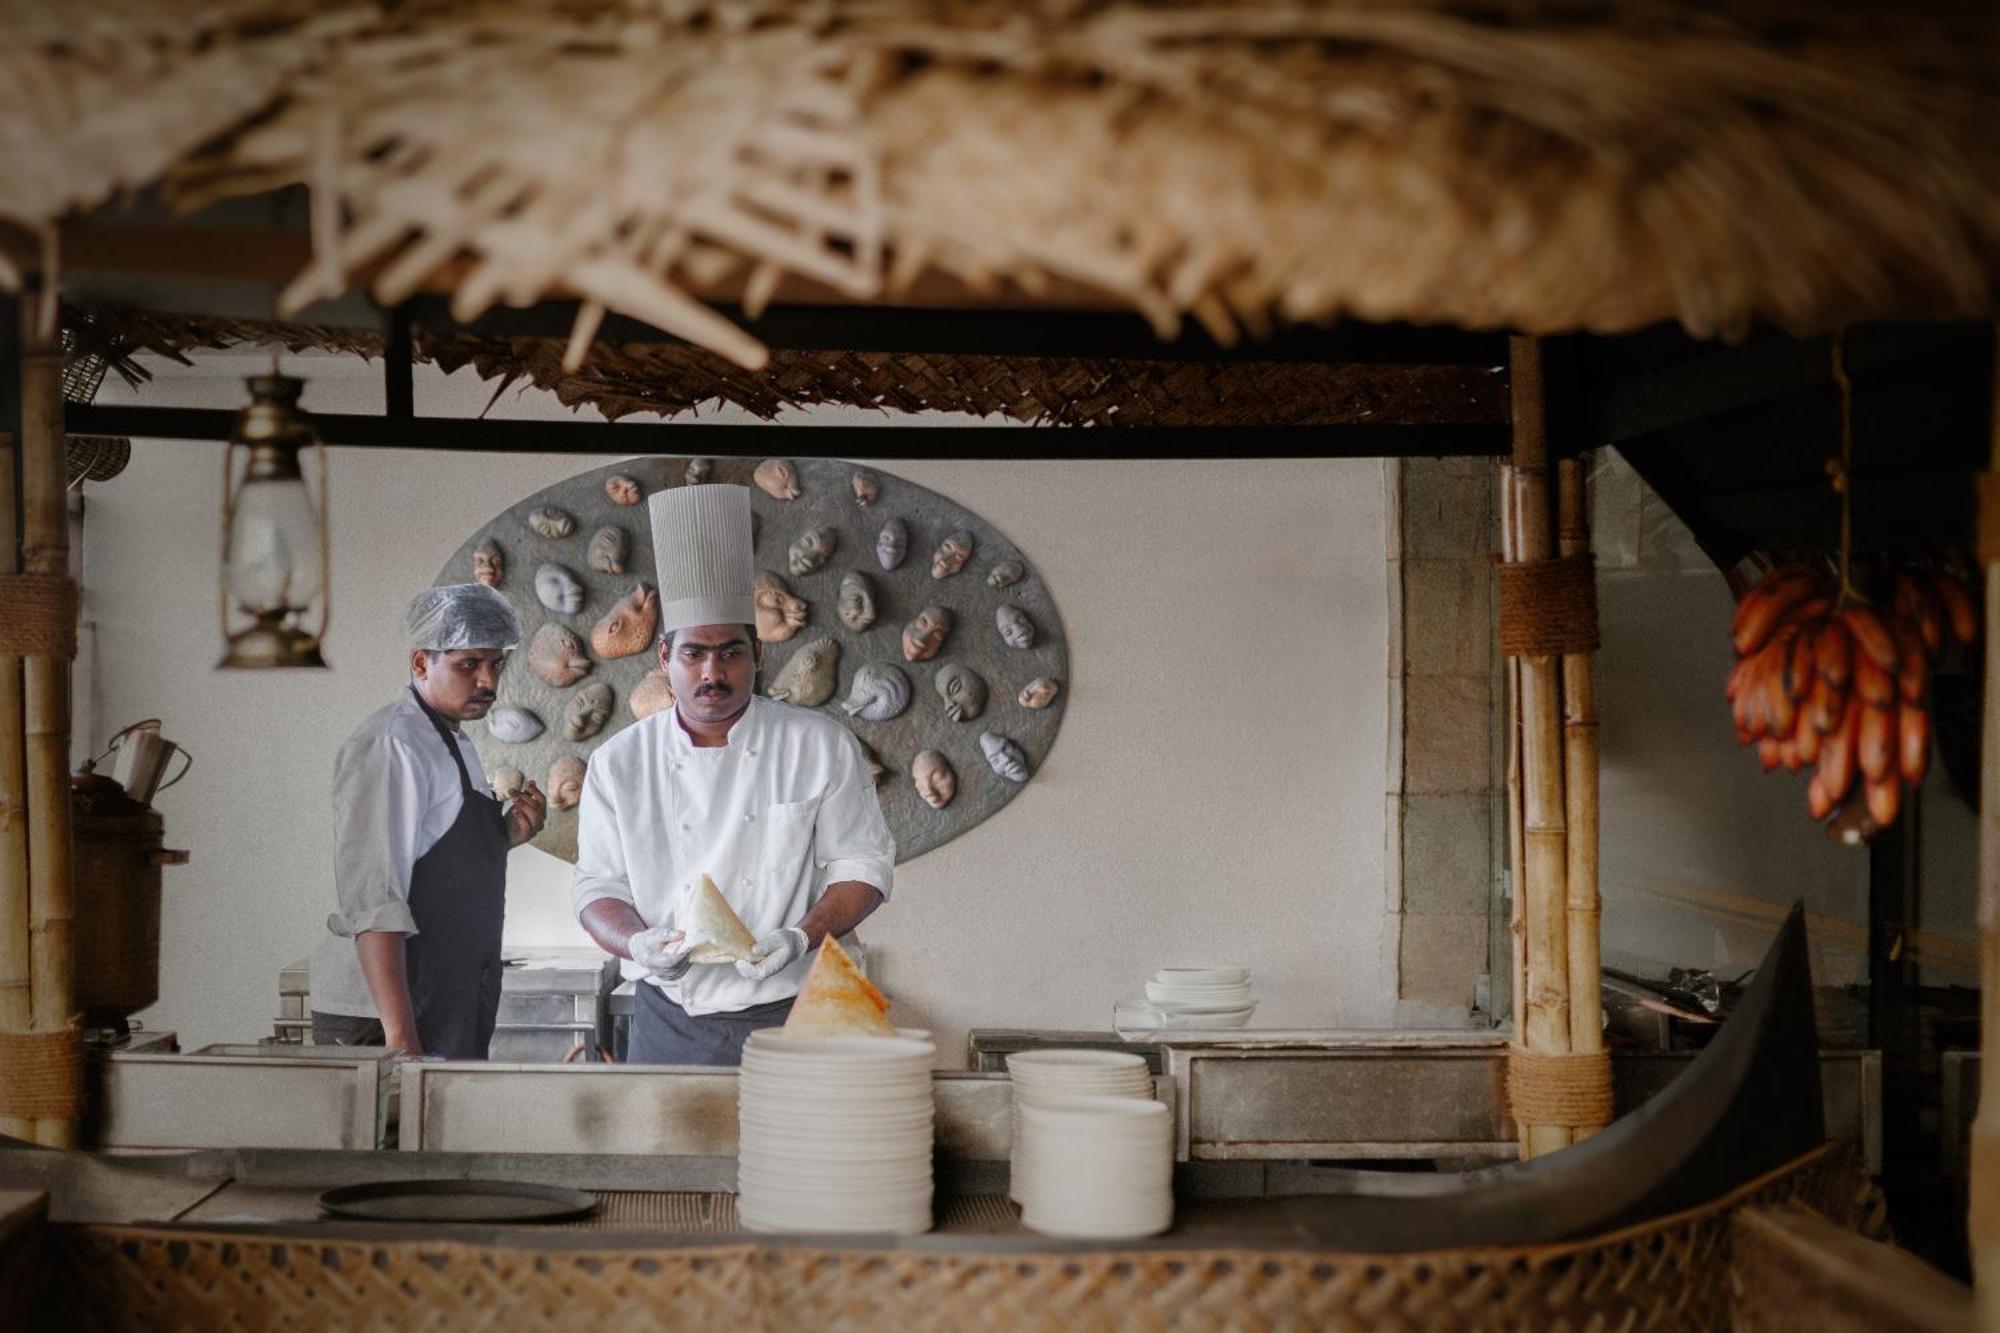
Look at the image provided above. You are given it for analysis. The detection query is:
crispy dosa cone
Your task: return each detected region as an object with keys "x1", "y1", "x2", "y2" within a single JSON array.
[
  {"x1": 784, "y1": 935, "x2": 894, "y2": 1036},
  {"x1": 684, "y1": 873, "x2": 760, "y2": 963}
]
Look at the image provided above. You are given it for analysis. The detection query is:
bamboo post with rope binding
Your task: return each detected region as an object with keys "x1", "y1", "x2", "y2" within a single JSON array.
[
  {"x1": 1557, "y1": 456, "x2": 1607, "y2": 1139},
  {"x1": 1969, "y1": 326, "x2": 2000, "y2": 1326},
  {"x1": 1500, "y1": 461, "x2": 1530, "y2": 1153},
  {"x1": 1506, "y1": 336, "x2": 1574, "y2": 1156},
  {"x1": 0, "y1": 381, "x2": 30, "y2": 1142},
  {"x1": 0, "y1": 279, "x2": 83, "y2": 1147},
  {"x1": 1499, "y1": 337, "x2": 1612, "y2": 1156}
]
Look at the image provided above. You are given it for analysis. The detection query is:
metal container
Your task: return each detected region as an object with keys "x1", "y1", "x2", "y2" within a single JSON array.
[
  {"x1": 274, "y1": 957, "x2": 310, "y2": 1043},
  {"x1": 95, "y1": 1045, "x2": 397, "y2": 1150},
  {"x1": 279, "y1": 948, "x2": 618, "y2": 1060},
  {"x1": 69, "y1": 773, "x2": 187, "y2": 1026},
  {"x1": 490, "y1": 949, "x2": 618, "y2": 1062}
]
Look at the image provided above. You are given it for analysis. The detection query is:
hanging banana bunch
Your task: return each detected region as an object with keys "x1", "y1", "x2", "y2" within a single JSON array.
[
  {"x1": 1727, "y1": 559, "x2": 1978, "y2": 832},
  {"x1": 1724, "y1": 334, "x2": 1979, "y2": 838}
]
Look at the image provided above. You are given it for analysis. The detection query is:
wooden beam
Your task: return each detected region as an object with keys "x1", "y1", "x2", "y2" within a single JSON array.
[{"x1": 63, "y1": 404, "x2": 1509, "y2": 460}]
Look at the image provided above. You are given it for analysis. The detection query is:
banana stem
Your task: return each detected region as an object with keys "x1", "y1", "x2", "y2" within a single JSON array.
[{"x1": 1830, "y1": 334, "x2": 1866, "y2": 609}]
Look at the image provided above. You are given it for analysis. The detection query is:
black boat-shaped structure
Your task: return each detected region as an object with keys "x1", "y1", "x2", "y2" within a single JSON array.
[{"x1": 1200, "y1": 902, "x2": 1826, "y2": 1250}]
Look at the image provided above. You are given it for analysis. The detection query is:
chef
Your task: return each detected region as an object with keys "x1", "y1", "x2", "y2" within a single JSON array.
[
  {"x1": 573, "y1": 484, "x2": 895, "y2": 1065},
  {"x1": 309, "y1": 583, "x2": 548, "y2": 1057}
]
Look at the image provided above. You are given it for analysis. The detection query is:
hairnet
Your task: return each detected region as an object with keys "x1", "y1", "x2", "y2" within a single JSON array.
[{"x1": 406, "y1": 583, "x2": 522, "y2": 651}]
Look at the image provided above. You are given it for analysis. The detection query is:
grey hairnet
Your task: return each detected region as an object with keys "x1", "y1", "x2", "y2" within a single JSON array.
[{"x1": 406, "y1": 583, "x2": 522, "y2": 651}]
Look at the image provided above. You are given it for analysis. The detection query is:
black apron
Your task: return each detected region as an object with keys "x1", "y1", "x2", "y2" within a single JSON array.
[
  {"x1": 629, "y1": 985, "x2": 794, "y2": 1067},
  {"x1": 404, "y1": 686, "x2": 511, "y2": 1059}
]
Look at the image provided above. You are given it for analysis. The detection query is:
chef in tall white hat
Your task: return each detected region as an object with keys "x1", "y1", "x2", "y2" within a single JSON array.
[{"x1": 572, "y1": 483, "x2": 895, "y2": 1065}]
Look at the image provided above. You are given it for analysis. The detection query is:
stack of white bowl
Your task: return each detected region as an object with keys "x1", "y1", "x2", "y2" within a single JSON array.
[
  {"x1": 1015, "y1": 1095, "x2": 1174, "y2": 1238},
  {"x1": 1142, "y1": 966, "x2": 1257, "y2": 1026},
  {"x1": 737, "y1": 1031, "x2": 936, "y2": 1235},
  {"x1": 1006, "y1": 1049, "x2": 1170, "y2": 1236}
]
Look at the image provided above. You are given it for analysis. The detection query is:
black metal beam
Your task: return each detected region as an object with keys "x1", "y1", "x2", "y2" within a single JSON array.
[
  {"x1": 1868, "y1": 791, "x2": 1929, "y2": 1253},
  {"x1": 66, "y1": 403, "x2": 1506, "y2": 459},
  {"x1": 1, "y1": 293, "x2": 19, "y2": 547},
  {"x1": 383, "y1": 303, "x2": 414, "y2": 421},
  {"x1": 402, "y1": 294, "x2": 1509, "y2": 367}
]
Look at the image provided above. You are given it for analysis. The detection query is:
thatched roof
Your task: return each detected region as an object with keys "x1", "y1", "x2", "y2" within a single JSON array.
[
  {"x1": 67, "y1": 305, "x2": 1506, "y2": 427},
  {"x1": 7, "y1": 3, "x2": 1999, "y2": 366}
]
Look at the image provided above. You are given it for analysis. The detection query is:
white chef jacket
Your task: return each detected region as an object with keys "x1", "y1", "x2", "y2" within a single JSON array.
[
  {"x1": 572, "y1": 694, "x2": 895, "y2": 1016},
  {"x1": 309, "y1": 691, "x2": 492, "y2": 1018}
]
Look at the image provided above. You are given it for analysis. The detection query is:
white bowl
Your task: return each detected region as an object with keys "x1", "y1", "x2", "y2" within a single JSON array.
[
  {"x1": 1144, "y1": 976, "x2": 1248, "y2": 996},
  {"x1": 1152, "y1": 967, "x2": 1249, "y2": 986},
  {"x1": 1006, "y1": 1049, "x2": 1148, "y2": 1075}
]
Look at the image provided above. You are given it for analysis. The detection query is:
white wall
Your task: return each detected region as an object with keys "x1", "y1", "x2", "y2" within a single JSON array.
[
  {"x1": 85, "y1": 351, "x2": 1393, "y2": 1060},
  {"x1": 1591, "y1": 454, "x2": 1876, "y2": 986}
]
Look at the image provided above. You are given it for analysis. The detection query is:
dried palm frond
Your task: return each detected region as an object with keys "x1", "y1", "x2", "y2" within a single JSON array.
[{"x1": 6, "y1": 2, "x2": 1998, "y2": 363}]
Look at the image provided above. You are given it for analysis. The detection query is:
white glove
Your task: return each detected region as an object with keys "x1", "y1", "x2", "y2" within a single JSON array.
[
  {"x1": 627, "y1": 926, "x2": 693, "y2": 981},
  {"x1": 736, "y1": 927, "x2": 809, "y2": 981}
]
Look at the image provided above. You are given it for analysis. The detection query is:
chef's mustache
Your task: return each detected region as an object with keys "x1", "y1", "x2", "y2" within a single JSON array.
[
  {"x1": 695, "y1": 684, "x2": 730, "y2": 698},
  {"x1": 469, "y1": 692, "x2": 496, "y2": 704}
]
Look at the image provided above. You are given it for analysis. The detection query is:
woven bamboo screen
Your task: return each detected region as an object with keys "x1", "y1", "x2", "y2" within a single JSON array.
[
  {"x1": 5, "y1": 2, "x2": 1998, "y2": 368},
  {"x1": 44, "y1": 1145, "x2": 1884, "y2": 1333},
  {"x1": 65, "y1": 305, "x2": 1508, "y2": 427}
]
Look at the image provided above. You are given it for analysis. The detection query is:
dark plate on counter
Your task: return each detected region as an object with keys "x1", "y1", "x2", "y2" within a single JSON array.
[{"x1": 319, "y1": 1180, "x2": 598, "y2": 1223}]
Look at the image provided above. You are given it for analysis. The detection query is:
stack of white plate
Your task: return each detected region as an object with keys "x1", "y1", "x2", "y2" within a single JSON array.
[
  {"x1": 1005, "y1": 1049, "x2": 1152, "y2": 1208},
  {"x1": 737, "y1": 1031, "x2": 936, "y2": 1235},
  {"x1": 1141, "y1": 966, "x2": 1257, "y2": 1026},
  {"x1": 1016, "y1": 1096, "x2": 1174, "y2": 1239}
]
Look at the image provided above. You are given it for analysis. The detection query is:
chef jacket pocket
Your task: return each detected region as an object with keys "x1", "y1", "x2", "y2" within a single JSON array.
[{"x1": 757, "y1": 795, "x2": 821, "y2": 884}]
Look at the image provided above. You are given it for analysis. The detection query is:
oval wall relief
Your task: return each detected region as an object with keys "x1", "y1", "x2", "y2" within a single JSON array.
[{"x1": 433, "y1": 457, "x2": 1069, "y2": 863}]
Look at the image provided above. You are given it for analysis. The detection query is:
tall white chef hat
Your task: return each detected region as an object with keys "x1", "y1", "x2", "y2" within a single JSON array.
[
  {"x1": 649, "y1": 483, "x2": 755, "y2": 636},
  {"x1": 406, "y1": 582, "x2": 522, "y2": 651}
]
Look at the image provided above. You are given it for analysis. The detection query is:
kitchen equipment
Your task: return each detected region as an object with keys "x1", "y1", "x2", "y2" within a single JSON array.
[
  {"x1": 319, "y1": 1180, "x2": 597, "y2": 1223},
  {"x1": 86, "y1": 718, "x2": 193, "y2": 807},
  {"x1": 68, "y1": 771, "x2": 188, "y2": 1028},
  {"x1": 97, "y1": 1045, "x2": 397, "y2": 1150}
]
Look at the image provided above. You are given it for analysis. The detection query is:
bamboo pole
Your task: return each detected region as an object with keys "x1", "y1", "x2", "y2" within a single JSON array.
[
  {"x1": 1509, "y1": 336, "x2": 1573, "y2": 1157},
  {"x1": 1557, "y1": 456, "x2": 1605, "y2": 1140},
  {"x1": 1969, "y1": 327, "x2": 2000, "y2": 1327},
  {"x1": 1500, "y1": 462, "x2": 1530, "y2": 1155},
  {"x1": 20, "y1": 305, "x2": 76, "y2": 1148},
  {"x1": 0, "y1": 420, "x2": 29, "y2": 1142}
]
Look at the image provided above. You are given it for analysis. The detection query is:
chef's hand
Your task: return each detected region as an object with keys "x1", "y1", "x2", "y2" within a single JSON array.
[
  {"x1": 628, "y1": 926, "x2": 693, "y2": 981},
  {"x1": 737, "y1": 927, "x2": 809, "y2": 981},
  {"x1": 505, "y1": 780, "x2": 548, "y2": 847}
]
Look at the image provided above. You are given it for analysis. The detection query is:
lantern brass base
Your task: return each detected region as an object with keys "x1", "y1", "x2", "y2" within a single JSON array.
[{"x1": 218, "y1": 619, "x2": 327, "y2": 670}]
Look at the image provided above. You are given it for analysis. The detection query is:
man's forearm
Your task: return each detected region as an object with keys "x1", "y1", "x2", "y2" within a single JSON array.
[
  {"x1": 581, "y1": 898, "x2": 651, "y2": 960},
  {"x1": 798, "y1": 881, "x2": 884, "y2": 949},
  {"x1": 354, "y1": 931, "x2": 421, "y2": 1054}
]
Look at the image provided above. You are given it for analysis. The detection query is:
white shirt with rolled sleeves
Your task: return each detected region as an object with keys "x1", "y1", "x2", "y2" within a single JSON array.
[
  {"x1": 309, "y1": 691, "x2": 491, "y2": 1018},
  {"x1": 572, "y1": 695, "x2": 894, "y2": 1017}
]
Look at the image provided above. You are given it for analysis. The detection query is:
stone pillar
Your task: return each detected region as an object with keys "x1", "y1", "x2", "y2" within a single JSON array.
[{"x1": 1388, "y1": 456, "x2": 1504, "y2": 1025}]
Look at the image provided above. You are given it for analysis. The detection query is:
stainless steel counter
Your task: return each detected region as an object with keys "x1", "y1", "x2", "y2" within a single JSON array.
[
  {"x1": 970, "y1": 1028, "x2": 1881, "y2": 1170},
  {"x1": 277, "y1": 948, "x2": 619, "y2": 1060}
]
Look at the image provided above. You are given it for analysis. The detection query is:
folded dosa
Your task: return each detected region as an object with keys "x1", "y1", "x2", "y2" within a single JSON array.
[
  {"x1": 784, "y1": 934, "x2": 895, "y2": 1036},
  {"x1": 684, "y1": 873, "x2": 760, "y2": 963}
]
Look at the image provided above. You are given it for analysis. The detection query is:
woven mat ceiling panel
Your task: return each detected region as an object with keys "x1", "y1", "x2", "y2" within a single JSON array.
[
  {"x1": 67, "y1": 306, "x2": 1507, "y2": 427},
  {"x1": 6, "y1": 2, "x2": 1998, "y2": 362}
]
